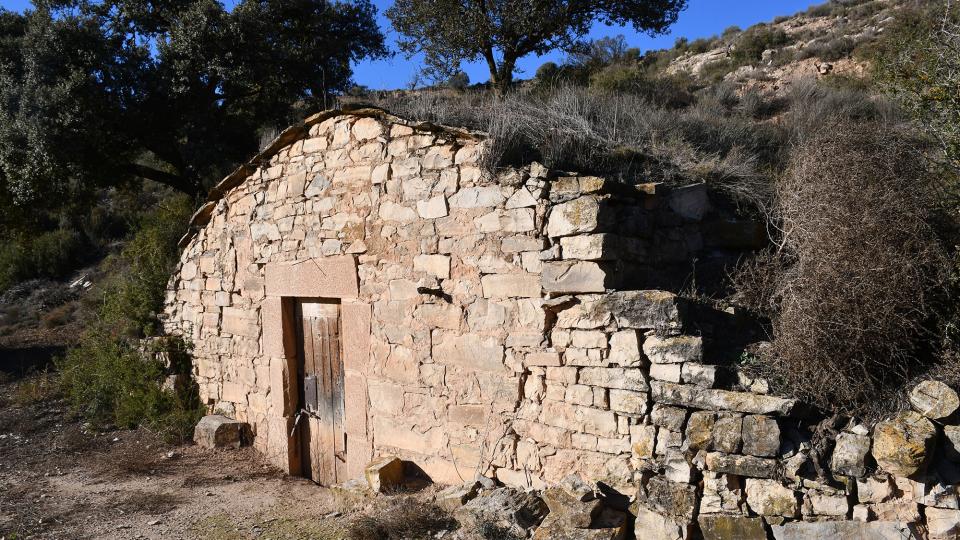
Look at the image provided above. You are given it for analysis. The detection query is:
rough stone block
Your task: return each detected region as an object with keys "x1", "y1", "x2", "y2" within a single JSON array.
[
  {"x1": 436, "y1": 482, "x2": 480, "y2": 511},
  {"x1": 650, "y1": 381, "x2": 796, "y2": 416},
  {"x1": 685, "y1": 411, "x2": 715, "y2": 451},
  {"x1": 609, "y1": 389, "x2": 648, "y2": 415},
  {"x1": 413, "y1": 254, "x2": 450, "y2": 279},
  {"x1": 832, "y1": 432, "x2": 871, "y2": 478},
  {"x1": 602, "y1": 290, "x2": 683, "y2": 331},
  {"x1": 768, "y1": 521, "x2": 914, "y2": 540},
  {"x1": 643, "y1": 335, "x2": 702, "y2": 364},
  {"x1": 608, "y1": 330, "x2": 643, "y2": 367},
  {"x1": 872, "y1": 410, "x2": 936, "y2": 477},
  {"x1": 745, "y1": 478, "x2": 799, "y2": 517},
  {"x1": 909, "y1": 380, "x2": 960, "y2": 420},
  {"x1": 680, "y1": 363, "x2": 717, "y2": 388},
  {"x1": 741, "y1": 415, "x2": 780, "y2": 458},
  {"x1": 364, "y1": 455, "x2": 405, "y2": 493},
  {"x1": 417, "y1": 195, "x2": 449, "y2": 219},
  {"x1": 542, "y1": 261, "x2": 609, "y2": 294},
  {"x1": 481, "y1": 274, "x2": 542, "y2": 299},
  {"x1": 698, "y1": 514, "x2": 767, "y2": 540},
  {"x1": 547, "y1": 196, "x2": 609, "y2": 237},
  {"x1": 650, "y1": 363, "x2": 682, "y2": 383},
  {"x1": 706, "y1": 452, "x2": 778, "y2": 478},
  {"x1": 560, "y1": 234, "x2": 617, "y2": 260},
  {"x1": 194, "y1": 415, "x2": 247, "y2": 449}
]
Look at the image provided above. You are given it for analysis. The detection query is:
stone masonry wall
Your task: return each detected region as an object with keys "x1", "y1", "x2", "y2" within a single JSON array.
[{"x1": 157, "y1": 109, "x2": 960, "y2": 539}]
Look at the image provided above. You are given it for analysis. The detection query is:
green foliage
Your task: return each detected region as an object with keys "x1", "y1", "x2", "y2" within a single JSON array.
[
  {"x1": 446, "y1": 71, "x2": 470, "y2": 91},
  {"x1": 0, "y1": 0, "x2": 386, "y2": 217},
  {"x1": 57, "y1": 194, "x2": 202, "y2": 442},
  {"x1": 386, "y1": 0, "x2": 687, "y2": 94},
  {"x1": 875, "y1": 4, "x2": 960, "y2": 174},
  {"x1": 0, "y1": 228, "x2": 87, "y2": 291},
  {"x1": 731, "y1": 26, "x2": 790, "y2": 65},
  {"x1": 97, "y1": 195, "x2": 195, "y2": 337}
]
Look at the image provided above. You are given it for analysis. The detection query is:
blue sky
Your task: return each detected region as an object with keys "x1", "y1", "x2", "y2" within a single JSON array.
[{"x1": 0, "y1": 0, "x2": 825, "y2": 89}]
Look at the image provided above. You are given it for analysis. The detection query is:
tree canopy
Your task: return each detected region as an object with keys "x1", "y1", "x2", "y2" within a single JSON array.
[
  {"x1": 0, "y1": 0, "x2": 386, "y2": 221},
  {"x1": 386, "y1": 0, "x2": 687, "y2": 94}
]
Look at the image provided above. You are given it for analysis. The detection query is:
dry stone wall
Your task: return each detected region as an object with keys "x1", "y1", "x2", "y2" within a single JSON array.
[{"x1": 162, "y1": 108, "x2": 960, "y2": 539}]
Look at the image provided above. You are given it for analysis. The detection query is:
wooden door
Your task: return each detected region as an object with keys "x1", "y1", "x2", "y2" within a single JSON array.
[{"x1": 296, "y1": 300, "x2": 346, "y2": 485}]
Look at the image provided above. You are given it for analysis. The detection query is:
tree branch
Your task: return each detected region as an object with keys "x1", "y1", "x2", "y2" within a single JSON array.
[{"x1": 129, "y1": 163, "x2": 203, "y2": 196}]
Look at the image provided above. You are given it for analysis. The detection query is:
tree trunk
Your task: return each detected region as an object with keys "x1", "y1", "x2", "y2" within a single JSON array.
[{"x1": 492, "y1": 57, "x2": 516, "y2": 96}]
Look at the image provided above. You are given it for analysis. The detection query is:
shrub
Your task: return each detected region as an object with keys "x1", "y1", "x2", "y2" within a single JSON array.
[
  {"x1": 800, "y1": 35, "x2": 856, "y2": 61},
  {"x1": 347, "y1": 497, "x2": 456, "y2": 540},
  {"x1": 732, "y1": 26, "x2": 790, "y2": 65},
  {"x1": 734, "y1": 123, "x2": 951, "y2": 414},
  {"x1": 446, "y1": 71, "x2": 470, "y2": 91},
  {"x1": 0, "y1": 228, "x2": 88, "y2": 292},
  {"x1": 57, "y1": 194, "x2": 203, "y2": 442}
]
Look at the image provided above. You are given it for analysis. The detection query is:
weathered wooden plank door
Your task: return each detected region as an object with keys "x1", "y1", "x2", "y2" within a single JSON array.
[{"x1": 296, "y1": 300, "x2": 346, "y2": 485}]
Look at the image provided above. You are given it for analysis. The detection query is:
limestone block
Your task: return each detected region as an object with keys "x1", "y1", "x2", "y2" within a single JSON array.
[
  {"x1": 832, "y1": 432, "x2": 871, "y2": 477},
  {"x1": 680, "y1": 363, "x2": 717, "y2": 388},
  {"x1": 436, "y1": 482, "x2": 480, "y2": 511},
  {"x1": 650, "y1": 381, "x2": 797, "y2": 416},
  {"x1": 502, "y1": 235, "x2": 546, "y2": 253},
  {"x1": 630, "y1": 428, "x2": 656, "y2": 461},
  {"x1": 651, "y1": 405, "x2": 688, "y2": 432},
  {"x1": 481, "y1": 274, "x2": 542, "y2": 299},
  {"x1": 927, "y1": 507, "x2": 960, "y2": 540},
  {"x1": 413, "y1": 254, "x2": 451, "y2": 279},
  {"x1": 769, "y1": 521, "x2": 914, "y2": 540},
  {"x1": 804, "y1": 491, "x2": 849, "y2": 518},
  {"x1": 417, "y1": 195, "x2": 449, "y2": 219},
  {"x1": 505, "y1": 187, "x2": 538, "y2": 209},
  {"x1": 414, "y1": 303, "x2": 462, "y2": 330},
  {"x1": 194, "y1": 415, "x2": 247, "y2": 449},
  {"x1": 706, "y1": 452, "x2": 777, "y2": 478},
  {"x1": 650, "y1": 363, "x2": 682, "y2": 383},
  {"x1": 857, "y1": 475, "x2": 895, "y2": 504},
  {"x1": 713, "y1": 413, "x2": 743, "y2": 453},
  {"x1": 541, "y1": 261, "x2": 608, "y2": 294},
  {"x1": 700, "y1": 473, "x2": 744, "y2": 515},
  {"x1": 526, "y1": 352, "x2": 562, "y2": 367},
  {"x1": 604, "y1": 290, "x2": 683, "y2": 331},
  {"x1": 423, "y1": 145, "x2": 454, "y2": 169},
  {"x1": 579, "y1": 367, "x2": 648, "y2": 391},
  {"x1": 872, "y1": 410, "x2": 936, "y2": 477},
  {"x1": 640, "y1": 475, "x2": 698, "y2": 522},
  {"x1": 643, "y1": 335, "x2": 702, "y2": 364},
  {"x1": 744, "y1": 478, "x2": 799, "y2": 517},
  {"x1": 664, "y1": 450, "x2": 694, "y2": 483},
  {"x1": 560, "y1": 234, "x2": 616, "y2": 260},
  {"x1": 608, "y1": 330, "x2": 643, "y2": 367},
  {"x1": 570, "y1": 330, "x2": 607, "y2": 349},
  {"x1": 449, "y1": 186, "x2": 505, "y2": 208},
  {"x1": 379, "y1": 201, "x2": 418, "y2": 223},
  {"x1": 364, "y1": 455, "x2": 405, "y2": 493},
  {"x1": 547, "y1": 196, "x2": 609, "y2": 237},
  {"x1": 633, "y1": 505, "x2": 690, "y2": 540},
  {"x1": 698, "y1": 515, "x2": 766, "y2": 540},
  {"x1": 609, "y1": 389, "x2": 648, "y2": 415},
  {"x1": 909, "y1": 380, "x2": 960, "y2": 420},
  {"x1": 741, "y1": 415, "x2": 780, "y2": 457},
  {"x1": 432, "y1": 333, "x2": 505, "y2": 372},
  {"x1": 540, "y1": 487, "x2": 602, "y2": 528},
  {"x1": 685, "y1": 411, "x2": 715, "y2": 451}
]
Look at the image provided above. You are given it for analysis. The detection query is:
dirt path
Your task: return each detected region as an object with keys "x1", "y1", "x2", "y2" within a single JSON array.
[{"x1": 0, "y1": 376, "x2": 451, "y2": 540}]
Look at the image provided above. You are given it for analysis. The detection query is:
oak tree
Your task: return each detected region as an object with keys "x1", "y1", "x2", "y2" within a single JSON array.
[
  {"x1": 386, "y1": 0, "x2": 687, "y2": 94},
  {"x1": 0, "y1": 0, "x2": 386, "y2": 213}
]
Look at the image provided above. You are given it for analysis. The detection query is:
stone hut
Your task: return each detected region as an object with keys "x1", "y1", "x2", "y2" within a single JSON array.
[{"x1": 166, "y1": 107, "x2": 957, "y2": 538}]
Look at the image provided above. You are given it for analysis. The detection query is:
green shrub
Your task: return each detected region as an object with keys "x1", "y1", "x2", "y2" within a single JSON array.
[
  {"x1": 57, "y1": 194, "x2": 202, "y2": 442},
  {"x1": 731, "y1": 26, "x2": 790, "y2": 65},
  {"x1": 0, "y1": 228, "x2": 88, "y2": 291}
]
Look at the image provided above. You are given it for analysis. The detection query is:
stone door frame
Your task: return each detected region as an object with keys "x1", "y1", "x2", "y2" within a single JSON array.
[{"x1": 261, "y1": 255, "x2": 371, "y2": 479}]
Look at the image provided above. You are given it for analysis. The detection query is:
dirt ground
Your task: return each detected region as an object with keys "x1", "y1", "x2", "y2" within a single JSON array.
[{"x1": 0, "y1": 374, "x2": 455, "y2": 540}]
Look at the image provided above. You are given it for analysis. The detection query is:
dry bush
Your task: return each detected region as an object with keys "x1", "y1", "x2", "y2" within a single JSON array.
[
  {"x1": 346, "y1": 496, "x2": 456, "y2": 540},
  {"x1": 735, "y1": 122, "x2": 951, "y2": 414}
]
